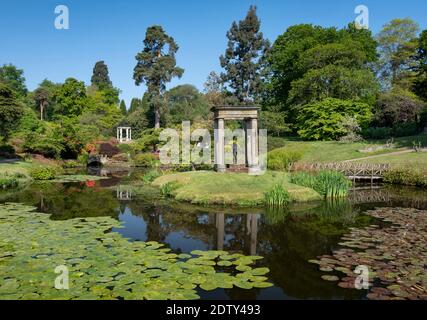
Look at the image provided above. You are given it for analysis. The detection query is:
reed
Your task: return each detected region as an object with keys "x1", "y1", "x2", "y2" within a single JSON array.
[
  {"x1": 264, "y1": 184, "x2": 291, "y2": 207},
  {"x1": 291, "y1": 170, "x2": 351, "y2": 198}
]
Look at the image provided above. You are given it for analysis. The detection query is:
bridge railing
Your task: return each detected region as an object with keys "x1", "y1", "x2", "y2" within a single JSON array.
[{"x1": 289, "y1": 162, "x2": 391, "y2": 178}]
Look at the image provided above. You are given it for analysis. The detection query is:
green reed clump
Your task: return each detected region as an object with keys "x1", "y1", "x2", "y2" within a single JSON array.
[
  {"x1": 160, "y1": 181, "x2": 179, "y2": 198},
  {"x1": 291, "y1": 170, "x2": 351, "y2": 198},
  {"x1": 264, "y1": 184, "x2": 291, "y2": 206}
]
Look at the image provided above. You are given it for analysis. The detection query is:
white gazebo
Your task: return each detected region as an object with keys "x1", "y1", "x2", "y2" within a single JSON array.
[{"x1": 117, "y1": 127, "x2": 132, "y2": 143}]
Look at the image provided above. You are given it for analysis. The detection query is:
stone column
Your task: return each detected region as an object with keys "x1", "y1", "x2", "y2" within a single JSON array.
[
  {"x1": 248, "y1": 118, "x2": 259, "y2": 174},
  {"x1": 245, "y1": 119, "x2": 252, "y2": 168},
  {"x1": 214, "y1": 118, "x2": 225, "y2": 172},
  {"x1": 129, "y1": 128, "x2": 132, "y2": 141}
]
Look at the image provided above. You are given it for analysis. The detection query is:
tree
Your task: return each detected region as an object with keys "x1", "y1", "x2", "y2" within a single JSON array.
[
  {"x1": 377, "y1": 18, "x2": 420, "y2": 90},
  {"x1": 0, "y1": 64, "x2": 27, "y2": 97},
  {"x1": 296, "y1": 98, "x2": 372, "y2": 141},
  {"x1": 129, "y1": 98, "x2": 142, "y2": 114},
  {"x1": 164, "y1": 84, "x2": 210, "y2": 125},
  {"x1": 54, "y1": 78, "x2": 88, "y2": 118},
  {"x1": 220, "y1": 6, "x2": 270, "y2": 103},
  {"x1": 133, "y1": 25, "x2": 184, "y2": 128},
  {"x1": 120, "y1": 100, "x2": 127, "y2": 115},
  {"x1": 0, "y1": 83, "x2": 25, "y2": 140},
  {"x1": 373, "y1": 88, "x2": 425, "y2": 127},
  {"x1": 34, "y1": 87, "x2": 50, "y2": 120},
  {"x1": 414, "y1": 29, "x2": 427, "y2": 100},
  {"x1": 91, "y1": 61, "x2": 113, "y2": 89}
]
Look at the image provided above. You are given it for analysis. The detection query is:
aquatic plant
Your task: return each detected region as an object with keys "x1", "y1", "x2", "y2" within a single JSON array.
[
  {"x1": 0, "y1": 203, "x2": 272, "y2": 299},
  {"x1": 264, "y1": 184, "x2": 291, "y2": 207},
  {"x1": 310, "y1": 207, "x2": 427, "y2": 300},
  {"x1": 383, "y1": 168, "x2": 427, "y2": 188},
  {"x1": 291, "y1": 170, "x2": 351, "y2": 198},
  {"x1": 142, "y1": 169, "x2": 161, "y2": 184}
]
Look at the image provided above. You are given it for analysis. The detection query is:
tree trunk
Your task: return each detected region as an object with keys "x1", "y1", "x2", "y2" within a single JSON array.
[
  {"x1": 154, "y1": 107, "x2": 160, "y2": 129},
  {"x1": 40, "y1": 102, "x2": 44, "y2": 121}
]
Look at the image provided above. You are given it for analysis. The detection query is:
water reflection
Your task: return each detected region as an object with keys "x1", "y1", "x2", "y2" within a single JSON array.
[{"x1": 1, "y1": 173, "x2": 426, "y2": 299}]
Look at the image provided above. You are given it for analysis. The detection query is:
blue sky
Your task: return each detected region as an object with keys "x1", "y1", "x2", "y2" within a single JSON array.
[{"x1": 1, "y1": 0, "x2": 426, "y2": 107}]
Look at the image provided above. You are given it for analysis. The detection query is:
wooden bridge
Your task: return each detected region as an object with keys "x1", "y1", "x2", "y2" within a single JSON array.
[{"x1": 290, "y1": 162, "x2": 391, "y2": 182}]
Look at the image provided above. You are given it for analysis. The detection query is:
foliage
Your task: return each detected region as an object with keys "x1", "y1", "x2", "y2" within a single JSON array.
[
  {"x1": 91, "y1": 61, "x2": 113, "y2": 89},
  {"x1": 0, "y1": 144, "x2": 15, "y2": 156},
  {"x1": 142, "y1": 169, "x2": 161, "y2": 184},
  {"x1": 33, "y1": 87, "x2": 50, "y2": 121},
  {"x1": 0, "y1": 203, "x2": 272, "y2": 300},
  {"x1": 376, "y1": 18, "x2": 420, "y2": 90},
  {"x1": 338, "y1": 116, "x2": 364, "y2": 142},
  {"x1": 414, "y1": 29, "x2": 427, "y2": 100},
  {"x1": 290, "y1": 170, "x2": 351, "y2": 198},
  {"x1": 383, "y1": 168, "x2": 427, "y2": 187},
  {"x1": 124, "y1": 108, "x2": 149, "y2": 139},
  {"x1": 297, "y1": 98, "x2": 372, "y2": 141},
  {"x1": 164, "y1": 84, "x2": 210, "y2": 125},
  {"x1": 266, "y1": 23, "x2": 378, "y2": 122},
  {"x1": 119, "y1": 100, "x2": 127, "y2": 115},
  {"x1": 53, "y1": 78, "x2": 89, "y2": 118},
  {"x1": 132, "y1": 129, "x2": 162, "y2": 152},
  {"x1": 373, "y1": 88, "x2": 425, "y2": 127},
  {"x1": 133, "y1": 25, "x2": 184, "y2": 128},
  {"x1": 267, "y1": 148, "x2": 302, "y2": 171},
  {"x1": 133, "y1": 153, "x2": 157, "y2": 168},
  {"x1": 361, "y1": 127, "x2": 393, "y2": 139},
  {"x1": 219, "y1": 5, "x2": 270, "y2": 103},
  {"x1": 0, "y1": 83, "x2": 25, "y2": 140},
  {"x1": 30, "y1": 166, "x2": 57, "y2": 180},
  {"x1": 264, "y1": 184, "x2": 291, "y2": 207},
  {"x1": 0, "y1": 64, "x2": 27, "y2": 97},
  {"x1": 260, "y1": 111, "x2": 290, "y2": 137},
  {"x1": 160, "y1": 181, "x2": 179, "y2": 198}
]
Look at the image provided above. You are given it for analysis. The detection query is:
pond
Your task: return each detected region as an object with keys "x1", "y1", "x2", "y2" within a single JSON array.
[{"x1": 1, "y1": 168, "x2": 426, "y2": 300}]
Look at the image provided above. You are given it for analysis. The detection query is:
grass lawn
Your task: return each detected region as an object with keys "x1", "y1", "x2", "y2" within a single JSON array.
[
  {"x1": 268, "y1": 134, "x2": 427, "y2": 167},
  {"x1": 356, "y1": 151, "x2": 427, "y2": 172},
  {"x1": 152, "y1": 171, "x2": 321, "y2": 206},
  {"x1": 0, "y1": 160, "x2": 37, "y2": 178}
]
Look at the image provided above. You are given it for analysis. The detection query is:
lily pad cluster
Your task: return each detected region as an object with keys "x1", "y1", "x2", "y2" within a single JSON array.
[
  {"x1": 0, "y1": 203, "x2": 272, "y2": 300},
  {"x1": 50, "y1": 175, "x2": 110, "y2": 183},
  {"x1": 310, "y1": 207, "x2": 427, "y2": 300}
]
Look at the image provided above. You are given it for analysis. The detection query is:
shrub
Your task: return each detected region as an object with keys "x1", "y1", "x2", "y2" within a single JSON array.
[
  {"x1": 361, "y1": 127, "x2": 393, "y2": 139},
  {"x1": 291, "y1": 170, "x2": 351, "y2": 198},
  {"x1": 393, "y1": 122, "x2": 419, "y2": 137},
  {"x1": 160, "y1": 182, "x2": 179, "y2": 198},
  {"x1": 0, "y1": 144, "x2": 15, "y2": 156},
  {"x1": 30, "y1": 166, "x2": 57, "y2": 180},
  {"x1": 61, "y1": 160, "x2": 81, "y2": 169},
  {"x1": 142, "y1": 169, "x2": 161, "y2": 184},
  {"x1": 267, "y1": 148, "x2": 303, "y2": 171},
  {"x1": 0, "y1": 177, "x2": 18, "y2": 189},
  {"x1": 297, "y1": 98, "x2": 372, "y2": 141},
  {"x1": 99, "y1": 142, "x2": 120, "y2": 157},
  {"x1": 383, "y1": 168, "x2": 427, "y2": 187},
  {"x1": 134, "y1": 153, "x2": 157, "y2": 168},
  {"x1": 264, "y1": 184, "x2": 291, "y2": 206}
]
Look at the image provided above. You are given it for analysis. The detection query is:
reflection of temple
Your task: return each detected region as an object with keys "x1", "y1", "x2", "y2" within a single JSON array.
[
  {"x1": 215, "y1": 213, "x2": 258, "y2": 255},
  {"x1": 116, "y1": 185, "x2": 132, "y2": 200}
]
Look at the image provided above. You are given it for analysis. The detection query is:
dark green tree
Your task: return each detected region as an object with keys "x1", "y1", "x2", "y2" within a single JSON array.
[
  {"x1": 414, "y1": 30, "x2": 427, "y2": 100},
  {"x1": 0, "y1": 83, "x2": 24, "y2": 140},
  {"x1": 133, "y1": 26, "x2": 184, "y2": 128},
  {"x1": 91, "y1": 61, "x2": 113, "y2": 89},
  {"x1": 120, "y1": 100, "x2": 127, "y2": 115},
  {"x1": 220, "y1": 6, "x2": 270, "y2": 103},
  {"x1": 129, "y1": 98, "x2": 142, "y2": 114},
  {"x1": 164, "y1": 84, "x2": 210, "y2": 125},
  {"x1": 0, "y1": 64, "x2": 27, "y2": 97}
]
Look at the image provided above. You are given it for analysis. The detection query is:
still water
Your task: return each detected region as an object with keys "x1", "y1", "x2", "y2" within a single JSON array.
[{"x1": 2, "y1": 168, "x2": 426, "y2": 300}]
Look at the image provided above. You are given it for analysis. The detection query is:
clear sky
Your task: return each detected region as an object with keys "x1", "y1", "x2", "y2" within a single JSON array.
[{"x1": 1, "y1": 0, "x2": 426, "y2": 107}]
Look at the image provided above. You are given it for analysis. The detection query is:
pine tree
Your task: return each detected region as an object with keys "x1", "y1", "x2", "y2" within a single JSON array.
[
  {"x1": 220, "y1": 6, "x2": 270, "y2": 103},
  {"x1": 133, "y1": 26, "x2": 184, "y2": 128},
  {"x1": 91, "y1": 61, "x2": 113, "y2": 89},
  {"x1": 120, "y1": 100, "x2": 127, "y2": 115},
  {"x1": 128, "y1": 98, "x2": 141, "y2": 114}
]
